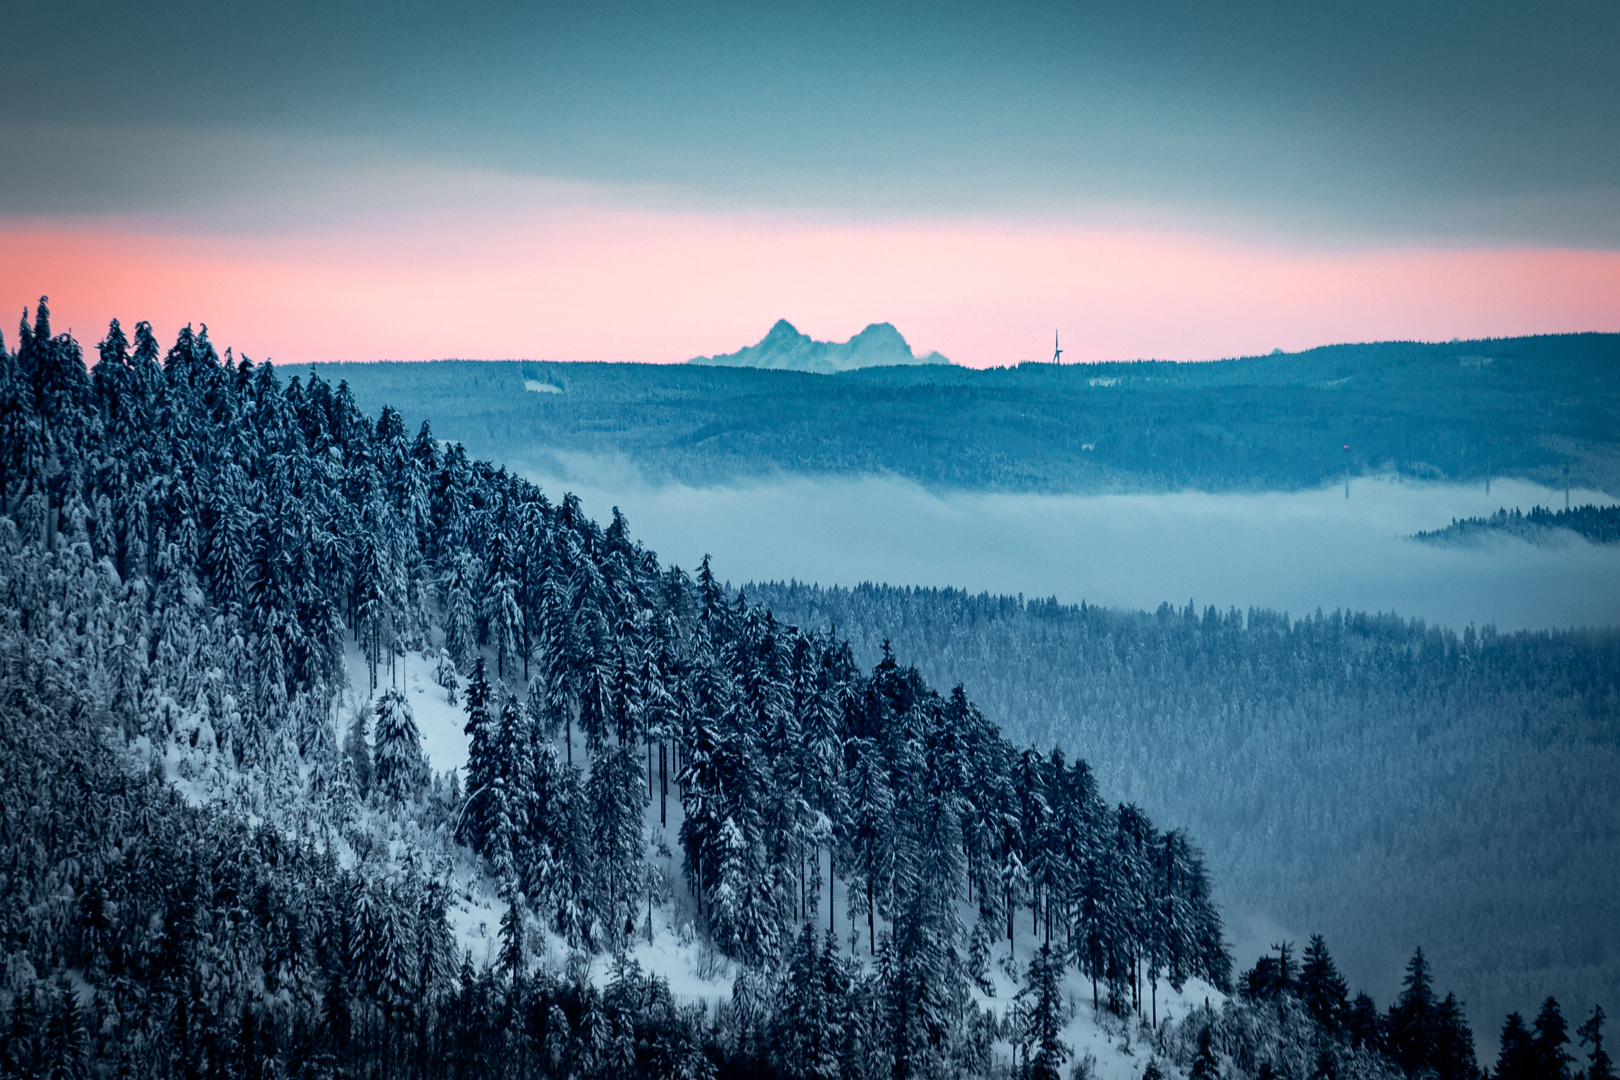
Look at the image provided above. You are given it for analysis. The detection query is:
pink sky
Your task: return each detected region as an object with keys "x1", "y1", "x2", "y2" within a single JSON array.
[{"x1": 3, "y1": 200, "x2": 1617, "y2": 366}]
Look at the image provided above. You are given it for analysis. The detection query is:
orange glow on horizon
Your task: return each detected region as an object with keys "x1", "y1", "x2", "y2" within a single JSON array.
[{"x1": 2, "y1": 206, "x2": 1617, "y2": 367}]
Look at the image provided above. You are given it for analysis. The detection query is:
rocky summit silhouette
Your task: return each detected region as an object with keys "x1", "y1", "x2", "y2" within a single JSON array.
[{"x1": 689, "y1": 318, "x2": 951, "y2": 373}]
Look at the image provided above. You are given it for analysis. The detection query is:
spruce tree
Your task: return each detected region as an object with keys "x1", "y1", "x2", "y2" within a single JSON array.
[
  {"x1": 487, "y1": 691, "x2": 533, "y2": 879},
  {"x1": 1500, "y1": 1014, "x2": 1537, "y2": 1080},
  {"x1": 434, "y1": 647, "x2": 460, "y2": 703},
  {"x1": 442, "y1": 558, "x2": 478, "y2": 672},
  {"x1": 1534, "y1": 999, "x2": 1574, "y2": 1080},
  {"x1": 1390, "y1": 947, "x2": 1439, "y2": 1075},
  {"x1": 1346, "y1": 992, "x2": 1384, "y2": 1052},
  {"x1": 845, "y1": 740, "x2": 895, "y2": 955},
  {"x1": 1190, "y1": 1022, "x2": 1220, "y2": 1080},
  {"x1": 677, "y1": 659, "x2": 727, "y2": 914},
  {"x1": 772, "y1": 923, "x2": 845, "y2": 1080},
  {"x1": 551, "y1": 760, "x2": 596, "y2": 945},
  {"x1": 1020, "y1": 943, "x2": 1071, "y2": 1080},
  {"x1": 499, "y1": 884, "x2": 526, "y2": 985},
  {"x1": 1435, "y1": 993, "x2": 1480, "y2": 1080},
  {"x1": 1299, "y1": 935, "x2": 1348, "y2": 1032},
  {"x1": 459, "y1": 657, "x2": 499, "y2": 852},
  {"x1": 345, "y1": 707, "x2": 373, "y2": 799},
  {"x1": 710, "y1": 816, "x2": 774, "y2": 965},
  {"x1": 486, "y1": 568, "x2": 522, "y2": 681},
  {"x1": 1578, "y1": 1006, "x2": 1613, "y2": 1080},
  {"x1": 0, "y1": 302, "x2": 1313, "y2": 1077},
  {"x1": 586, "y1": 741, "x2": 647, "y2": 946},
  {"x1": 373, "y1": 687, "x2": 428, "y2": 804}
]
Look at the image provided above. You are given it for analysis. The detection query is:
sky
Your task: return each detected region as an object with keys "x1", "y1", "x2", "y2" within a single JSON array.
[{"x1": 2, "y1": 0, "x2": 1618, "y2": 365}]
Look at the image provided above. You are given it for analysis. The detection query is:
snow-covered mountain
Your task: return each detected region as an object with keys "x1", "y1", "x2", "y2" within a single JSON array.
[{"x1": 689, "y1": 319, "x2": 952, "y2": 373}]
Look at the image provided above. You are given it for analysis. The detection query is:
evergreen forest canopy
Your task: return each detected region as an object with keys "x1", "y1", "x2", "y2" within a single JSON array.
[
  {"x1": 745, "y1": 581, "x2": 1620, "y2": 1042},
  {"x1": 0, "y1": 299, "x2": 1608, "y2": 1080},
  {"x1": 1412, "y1": 504, "x2": 1620, "y2": 545},
  {"x1": 313, "y1": 333, "x2": 1620, "y2": 496}
]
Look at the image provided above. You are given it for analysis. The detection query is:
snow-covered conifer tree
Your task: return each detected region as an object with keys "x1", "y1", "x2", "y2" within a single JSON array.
[{"x1": 373, "y1": 687, "x2": 428, "y2": 803}]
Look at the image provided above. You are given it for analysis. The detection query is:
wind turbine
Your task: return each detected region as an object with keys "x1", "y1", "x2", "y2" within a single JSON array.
[{"x1": 1053, "y1": 330, "x2": 1063, "y2": 364}]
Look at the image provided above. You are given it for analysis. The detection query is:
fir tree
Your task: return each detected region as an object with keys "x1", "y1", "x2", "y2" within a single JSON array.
[
  {"x1": 1534, "y1": 999, "x2": 1574, "y2": 1080},
  {"x1": 499, "y1": 883, "x2": 526, "y2": 985},
  {"x1": 345, "y1": 706, "x2": 373, "y2": 798},
  {"x1": 1435, "y1": 993, "x2": 1480, "y2": 1080},
  {"x1": 459, "y1": 657, "x2": 500, "y2": 852},
  {"x1": 586, "y1": 741, "x2": 648, "y2": 946},
  {"x1": 1389, "y1": 947, "x2": 1439, "y2": 1076},
  {"x1": 373, "y1": 687, "x2": 428, "y2": 803},
  {"x1": 845, "y1": 739, "x2": 895, "y2": 955},
  {"x1": 1020, "y1": 944, "x2": 1072, "y2": 1080},
  {"x1": 1190, "y1": 1022, "x2": 1220, "y2": 1080},
  {"x1": 1578, "y1": 1006, "x2": 1613, "y2": 1080},
  {"x1": 1300, "y1": 934, "x2": 1349, "y2": 1032},
  {"x1": 1500, "y1": 1014, "x2": 1537, "y2": 1080}
]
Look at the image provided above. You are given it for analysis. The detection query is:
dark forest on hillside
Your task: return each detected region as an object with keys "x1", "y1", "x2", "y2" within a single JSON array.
[{"x1": 0, "y1": 304, "x2": 1223, "y2": 1078}]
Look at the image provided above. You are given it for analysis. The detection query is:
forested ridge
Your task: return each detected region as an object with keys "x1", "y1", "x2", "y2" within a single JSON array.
[
  {"x1": 744, "y1": 581, "x2": 1620, "y2": 1046},
  {"x1": 0, "y1": 299, "x2": 1606, "y2": 1080},
  {"x1": 1413, "y1": 504, "x2": 1620, "y2": 545},
  {"x1": 314, "y1": 332, "x2": 1620, "y2": 495}
]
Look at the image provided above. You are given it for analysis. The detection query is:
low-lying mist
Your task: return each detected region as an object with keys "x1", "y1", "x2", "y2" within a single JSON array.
[{"x1": 519, "y1": 459, "x2": 1619, "y2": 632}]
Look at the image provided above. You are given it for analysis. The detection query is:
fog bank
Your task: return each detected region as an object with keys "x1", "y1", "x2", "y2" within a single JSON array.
[{"x1": 522, "y1": 461, "x2": 1619, "y2": 631}]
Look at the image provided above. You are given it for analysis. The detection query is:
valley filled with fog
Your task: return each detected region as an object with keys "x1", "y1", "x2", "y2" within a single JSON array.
[{"x1": 521, "y1": 463, "x2": 1620, "y2": 632}]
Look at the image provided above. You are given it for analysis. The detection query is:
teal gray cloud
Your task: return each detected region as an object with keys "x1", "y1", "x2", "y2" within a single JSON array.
[{"x1": 6, "y1": 0, "x2": 1618, "y2": 244}]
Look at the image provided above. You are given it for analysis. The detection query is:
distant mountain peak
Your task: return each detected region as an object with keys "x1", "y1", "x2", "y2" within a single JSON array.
[
  {"x1": 758, "y1": 318, "x2": 811, "y2": 349},
  {"x1": 689, "y1": 320, "x2": 951, "y2": 374}
]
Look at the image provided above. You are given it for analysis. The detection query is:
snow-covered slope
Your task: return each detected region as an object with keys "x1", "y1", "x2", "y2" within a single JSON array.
[{"x1": 333, "y1": 643, "x2": 1232, "y2": 1078}]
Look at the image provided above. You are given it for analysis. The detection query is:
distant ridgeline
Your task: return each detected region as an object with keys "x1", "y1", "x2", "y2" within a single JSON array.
[
  {"x1": 745, "y1": 581, "x2": 1620, "y2": 1044},
  {"x1": 1413, "y1": 504, "x2": 1620, "y2": 545},
  {"x1": 315, "y1": 333, "x2": 1620, "y2": 494},
  {"x1": 0, "y1": 299, "x2": 1562, "y2": 1079}
]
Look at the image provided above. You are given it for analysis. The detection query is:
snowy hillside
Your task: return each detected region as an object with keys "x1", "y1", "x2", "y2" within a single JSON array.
[
  {"x1": 324, "y1": 642, "x2": 1256, "y2": 1080},
  {"x1": 0, "y1": 301, "x2": 1518, "y2": 1080}
]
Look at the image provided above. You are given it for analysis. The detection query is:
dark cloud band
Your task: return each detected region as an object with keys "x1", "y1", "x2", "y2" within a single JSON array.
[{"x1": 6, "y1": 0, "x2": 1618, "y2": 243}]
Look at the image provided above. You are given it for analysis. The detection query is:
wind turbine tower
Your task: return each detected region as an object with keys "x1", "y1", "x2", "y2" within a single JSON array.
[{"x1": 1053, "y1": 330, "x2": 1063, "y2": 364}]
